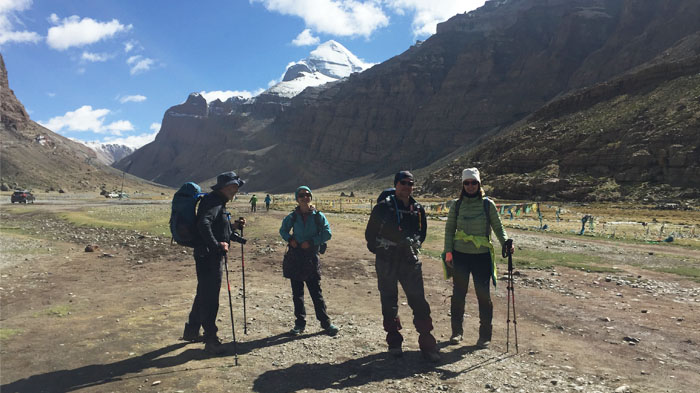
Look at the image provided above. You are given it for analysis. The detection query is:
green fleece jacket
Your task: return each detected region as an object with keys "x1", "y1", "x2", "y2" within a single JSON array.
[{"x1": 444, "y1": 196, "x2": 508, "y2": 254}]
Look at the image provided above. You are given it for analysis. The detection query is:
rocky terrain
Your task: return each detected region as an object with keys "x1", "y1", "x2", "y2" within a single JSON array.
[
  {"x1": 118, "y1": 0, "x2": 700, "y2": 199},
  {"x1": 1, "y1": 201, "x2": 698, "y2": 392},
  {"x1": 422, "y1": 55, "x2": 700, "y2": 203},
  {"x1": 0, "y1": 53, "x2": 168, "y2": 194}
]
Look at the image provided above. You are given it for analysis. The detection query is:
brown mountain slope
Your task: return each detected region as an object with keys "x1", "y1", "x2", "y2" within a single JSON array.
[
  {"x1": 0, "y1": 53, "x2": 166, "y2": 193},
  {"x1": 423, "y1": 54, "x2": 700, "y2": 203},
  {"x1": 119, "y1": 0, "x2": 700, "y2": 195}
]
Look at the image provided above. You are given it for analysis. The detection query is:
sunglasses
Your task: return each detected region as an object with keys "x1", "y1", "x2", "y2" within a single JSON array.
[
  {"x1": 298, "y1": 193, "x2": 312, "y2": 198},
  {"x1": 463, "y1": 180, "x2": 479, "y2": 186},
  {"x1": 399, "y1": 180, "x2": 414, "y2": 186}
]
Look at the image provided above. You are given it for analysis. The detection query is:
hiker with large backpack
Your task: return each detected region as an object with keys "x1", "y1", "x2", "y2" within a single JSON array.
[
  {"x1": 443, "y1": 167, "x2": 514, "y2": 348},
  {"x1": 365, "y1": 171, "x2": 440, "y2": 362},
  {"x1": 179, "y1": 171, "x2": 247, "y2": 355},
  {"x1": 279, "y1": 186, "x2": 339, "y2": 337}
]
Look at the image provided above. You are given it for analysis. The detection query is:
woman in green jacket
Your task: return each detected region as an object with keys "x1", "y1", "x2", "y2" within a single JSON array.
[{"x1": 444, "y1": 168, "x2": 514, "y2": 348}]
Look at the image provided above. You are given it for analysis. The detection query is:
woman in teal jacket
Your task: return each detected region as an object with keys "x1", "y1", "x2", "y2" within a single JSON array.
[
  {"x1": 279, "y1": 186, "x2": 339, "y2": 336},
  {"x1": 443, "y1": 168, "x2": 514, "y2": 348}
]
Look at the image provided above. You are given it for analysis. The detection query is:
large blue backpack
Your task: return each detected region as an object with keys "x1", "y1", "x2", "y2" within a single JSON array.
[{"x1": 170, "y1": 182, "x2": 206, "y2": 247}]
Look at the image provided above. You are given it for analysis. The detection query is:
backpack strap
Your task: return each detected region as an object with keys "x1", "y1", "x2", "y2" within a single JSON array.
[
  {"x1": 290, "y1": 208, "x2": 325, "y2": 241},
  {"x1": 483, "y1": 197, "x2": 491, "y2": 239}
]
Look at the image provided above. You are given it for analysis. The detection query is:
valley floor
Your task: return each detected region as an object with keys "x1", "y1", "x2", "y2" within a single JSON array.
[{"x1": 1, "y1": 200, "x2": 698, "y2": 393}]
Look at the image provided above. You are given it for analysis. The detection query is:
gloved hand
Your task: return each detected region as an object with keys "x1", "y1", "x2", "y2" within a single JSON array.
[
  {"x1": 502, "y1": 239, "x2": 514, "y2": 257},
  {"x1": 230, "y1": 233, "x2": 247, "y2": 245}
]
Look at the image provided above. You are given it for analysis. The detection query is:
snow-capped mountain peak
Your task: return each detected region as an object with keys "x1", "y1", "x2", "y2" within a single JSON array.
[
  {"x1": 84, "y1": 142, "x2": 135, "y2": 165},
  {"x1": 267, "y1": 40, "x2": 373, "y2": 98}
]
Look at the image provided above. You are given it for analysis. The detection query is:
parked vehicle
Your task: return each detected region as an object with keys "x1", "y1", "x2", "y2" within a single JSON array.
[{"x1": 11, "y1": 190, "x2": 35, "y2": 204}]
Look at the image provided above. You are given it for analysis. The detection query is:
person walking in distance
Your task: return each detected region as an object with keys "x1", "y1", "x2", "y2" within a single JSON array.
[
  {"x1": 182, "y1": 171, "x2": 246, "y2": 355},
  {"x1": 443, "y1": 168, "x2": 514, "y2": 348},
  {"x1": 249, "y1": 194, "x2": 258, "y2": 213},
  {"x1": 279, "y1": 186, "x2": 339, "y2": 336},
  {"x1": 365, "y1": 171, "x2": 440, "y2": 362},
  {"x1": 264, "y1": 194, "x2": 272, "y2": 211}
]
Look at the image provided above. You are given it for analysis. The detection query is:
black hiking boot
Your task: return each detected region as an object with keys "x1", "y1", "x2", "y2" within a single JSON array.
[
  {"x1": 388, "y1": 345, "x2": 403, "y2": 358},
  {"x1": 182, "y1": 323, "x2": 203, "y2": 343},
  {"x1": 476, "y1": 324, "x2": 492, "y2": 348},
  {"x1": 204, "y1": 336, "x2": 226, "y2": 355}
]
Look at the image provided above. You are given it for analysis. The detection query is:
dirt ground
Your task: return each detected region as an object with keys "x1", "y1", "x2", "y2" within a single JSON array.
[{"x1": 1, "y1": 200, "x2": 698, "y2": 393}]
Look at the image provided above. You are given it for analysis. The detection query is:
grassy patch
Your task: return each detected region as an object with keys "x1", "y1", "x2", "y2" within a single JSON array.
[
  {"x1": 39, "y1": 305, "x2": 72, "y2": 318},
  {"x1": 514, "y1": 248, "x2": 618, "y2": 273},
  {"x1": 646, "y1": 266, "x2": 700, "y2": 282},
  {"x1": 0, "y1": 328, "x2": 22, "y2": 340},
  {"x1": 58, "y1": 205, "x2": 170, "y2": 236},
  {"x1": 0, "y1": 226, "x2": 30, "y2": 236}
]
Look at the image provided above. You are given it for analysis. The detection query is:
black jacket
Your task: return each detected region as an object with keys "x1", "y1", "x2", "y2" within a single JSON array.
[
  {"x1": 195, "y1": 191, "x2": 233, "y2": 252},
  {"x1": 365, "y1": 194, "x2": 427, "y2": 252}
]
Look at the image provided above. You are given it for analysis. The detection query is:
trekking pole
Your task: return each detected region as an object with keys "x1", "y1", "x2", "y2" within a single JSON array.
[
  {"x1": 223, "y1": 252, "x2": 239, "y2": 365},
  {"x1": 503, "y1": 239, "x2": 518, "y2": 353},
  {"x1": 240, "y1": 223, "x2": 248, "y2": 335}
]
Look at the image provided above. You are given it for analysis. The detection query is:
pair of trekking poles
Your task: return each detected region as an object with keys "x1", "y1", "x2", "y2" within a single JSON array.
[
  {"x1": 503, "y1": 239, "x2": 518, "y2": 353},
  {"x1": 223, "y1": 224, "x2": 248, "y2": 366}
]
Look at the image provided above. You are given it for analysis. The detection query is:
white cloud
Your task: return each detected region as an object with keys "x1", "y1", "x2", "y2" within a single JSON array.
[
  {"x1": 81, "y1": 51, "x2": 112, "y2": 62},
  {"x1": 199, "y1": 90, "x2": 257, "y2": 102},
  {"x1": 386, "y1": 0, "x2": 486, "y2": 36},
  {"x1": 252, "y1": 0, "x2": 388, "y2": 38},
  {"x1": 292, "y1": 28, "x2": 320, "y2": 46},
  {"x1": 149, "y1": 122, "x2": 160, "y2": 132},
  {"x1": 46, "y1": 14, "x2": 132, "y2": 50},
  {"x1": 39, "y1": 105, "x2": 132, "y2": 135},
  {"x1": 103, "y1": 131, "x2": 157, "y2": 149},
  {"x1": 124, "y1": 40, "x2": 135, "y2": 53},
  {"x1": 0, "y1": 0, "x2": 41, "y2": 45},
  {"x1": 105, "y1": 120, "x2": 134, "y2": 132},
  {"x1": 119, "y1": 94, "x2": 147, "y2": 103},
  {"x1": 126, "y1": 55, "x2": 155, "y2": 75},
  {"x1": 267, "y1": 79, "x2": 278, "y2": 87},
  {"x1": 46, "y1": 92, "x2": 56, "y2": 97}
]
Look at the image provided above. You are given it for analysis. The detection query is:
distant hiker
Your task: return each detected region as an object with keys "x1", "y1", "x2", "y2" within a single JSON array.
[
  {"x1": 443, "y1": 168, "x2": 513, "y2": 348},
  {"x1": 365, "y1": 171, "x2": 440, "y2": 362},
  {"x1": 279, "y1": 186, "x2": 339, "y2": 337},
  {"x1": 249, "y1": 194, "x2": 258, "y2": 212},
  {"x1": 579, "y1": 214, "x2": 592, "y2": 235},
  {"x1": 182, "y1": 171, "x2": 246, "y2": 355},
  {"x1": 264, "y1": 194, "x2": 272, "y2": 211}
]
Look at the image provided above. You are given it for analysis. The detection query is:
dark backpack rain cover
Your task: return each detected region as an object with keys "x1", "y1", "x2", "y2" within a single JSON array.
[{"x1": 170, "y1": 182, "x2": 205, "y2": 247}]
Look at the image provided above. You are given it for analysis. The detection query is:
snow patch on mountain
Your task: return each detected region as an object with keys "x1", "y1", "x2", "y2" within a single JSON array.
[{"x1": 84, "y1": 142, "x2": 135, "y2": 165}]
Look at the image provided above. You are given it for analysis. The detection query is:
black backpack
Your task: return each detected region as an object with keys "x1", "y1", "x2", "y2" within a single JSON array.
[
  {"x1": 169, "y1": 182, "x2": 206, "y2": 247},
  {"x1": 289, "y1": 208, "x2": 328, "y2": 254}
]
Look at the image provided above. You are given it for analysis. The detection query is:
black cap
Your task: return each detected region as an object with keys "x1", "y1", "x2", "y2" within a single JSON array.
[
  {"x1": 211, "y1": 171, "x2": 245, "y2": 190},
  {"x1": 394, "y1": 170, "x2": 414, "y2": 185}
]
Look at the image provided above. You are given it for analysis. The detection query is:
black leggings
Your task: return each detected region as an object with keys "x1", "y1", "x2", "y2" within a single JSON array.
[{"x1": 450, "y1": 251, "x2": 493, "y2": 334}]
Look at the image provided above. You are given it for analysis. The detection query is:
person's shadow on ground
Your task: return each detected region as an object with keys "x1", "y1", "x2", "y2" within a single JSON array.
[
  {"x1": 0, "y1": 332, "x2": 317, "y2": 393},
  {"x1": 252, "y1": 343, "x2": 509, "y2": 393}
]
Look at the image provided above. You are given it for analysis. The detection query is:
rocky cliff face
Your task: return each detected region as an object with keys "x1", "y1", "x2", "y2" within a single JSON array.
[
  {"x1": 423, "y1": 54, "x2": 700, "y2": 203},
  {"x1": 119, "y1": 0, "x2": 700, "y2": 198},
  {"x1": 0, "y1": 53, "x2": 164, "y2": 193}
]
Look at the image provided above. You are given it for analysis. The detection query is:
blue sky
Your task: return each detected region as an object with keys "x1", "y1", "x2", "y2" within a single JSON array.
[{"x1": 1, "y1": 0, "x2": 485, "y2": 148}]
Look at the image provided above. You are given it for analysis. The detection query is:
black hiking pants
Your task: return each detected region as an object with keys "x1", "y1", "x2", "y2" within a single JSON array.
[
  {"x1": 187, "y1": 247, "x2": 223, "y2": 338},
  {"x1": 291, "y1": 278, "x2": 331, "y2": 329},
  {"x1": 375, "y1": 249, "x2": 436, "y2": 351},
  {"x1": 450, "y1": 251, "x2": 493, "y2": 335}
]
